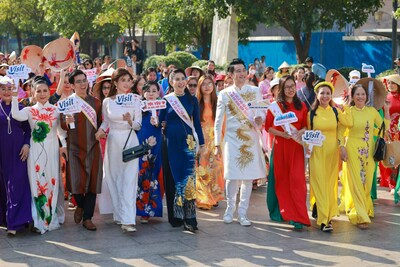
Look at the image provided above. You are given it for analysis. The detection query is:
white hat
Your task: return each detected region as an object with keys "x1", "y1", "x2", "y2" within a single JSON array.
[
  {"x1": 349, "y1": 70, "x2": 361, "y2": 79},
  {"x1": 278, "y1": 61, "x2": 290, "y2": 70},
  {"x1": 270, "y1": 77, "x2": 280, "y2": 89},
  {"x1": 0, "y1": 76, "x2": 13, "y2": 85}
]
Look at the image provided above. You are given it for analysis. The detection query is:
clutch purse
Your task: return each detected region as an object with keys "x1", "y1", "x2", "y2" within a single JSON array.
[
  {"x1": 373, "y1": 121, "x2": 386, "y2": 162},
  {"x1": 122, "y1": 129, "x2": 151, "y2": 162}
]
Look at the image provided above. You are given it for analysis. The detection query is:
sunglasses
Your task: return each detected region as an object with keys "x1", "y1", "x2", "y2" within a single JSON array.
[{"x1": 188, "y1": 83, "x2": 197, "y2": 88}]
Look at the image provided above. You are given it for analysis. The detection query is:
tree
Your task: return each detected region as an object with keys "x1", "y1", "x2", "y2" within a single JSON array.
[
  {"x1": 95, "y1": 0, "x2": 148, "y2": 40},
  {"x1": 41, "y1": 0, "x2": 108, "y2": 55},
  {"x1": 216, "y1": 0, "x2": 384, "y2": 63},
  {"x1": 144, "y1": 0, "x2": 215, "y2": 59},
  {"x1": 0, "y1": 0, "x2": 50, "y2": 52}
]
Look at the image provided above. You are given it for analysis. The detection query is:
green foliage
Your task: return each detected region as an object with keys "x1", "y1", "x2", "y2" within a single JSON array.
[
  {"x1": 144, "y1": 55, "x2": 167, "y2": 69},
  {"x1": 376, "y1": 69, "x2": 396, "y2": 78},
  {"x1": 143, "y1": 0, "x2": 215, "y2": 59},
  {"x1": 167, "y1": 52, "x2": 198, "y2": 69},
  {"x1": 79, "y1": 53, "x2": 91, "y2": 61},
  {"x1": 192, "y1": 60, "x2": 208, "y2": 68}
]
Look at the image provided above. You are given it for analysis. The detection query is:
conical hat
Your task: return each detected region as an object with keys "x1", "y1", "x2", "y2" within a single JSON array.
[
  {"x1": 95, "y1": 67, "x2": 114, "y2": 83},
  {"x1": 21, "y1": 45, "x2": 43, "y2": 73},
  {"x1": 355, "y1": 77, "x2": 387, "y2": 110},
  {"x1": 278, "y1": 61, "x2": 290, "y2": 70},
  {"x1": 325, "y1": 69, "x2": 349, "y2": 105},
  {"x1": 42, "y1": 38, "x2": 75, "y2": 72},
  {"x1": 185, "y1": 66, "x2": 204, "y2": 77},
  {"x1": 9, "y1": 51, "x2": 17, "y2": 61},
  {"x1": 93, "y1": 78, "x2": 112, "y2": 100},
  {"x1": 70, "y1": 32, "x2": 80, "y2": 48},
  {"x1": 108, "y1": 59, "x2": 126, "y2": 70},
  {"x1": 380, "y1": 74, "x2": 400, "y2": 90}
]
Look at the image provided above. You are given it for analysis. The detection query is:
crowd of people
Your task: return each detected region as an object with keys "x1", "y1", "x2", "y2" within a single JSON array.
[{"x1": 0, "y1": 48, "x2": 399, "y2": 237}]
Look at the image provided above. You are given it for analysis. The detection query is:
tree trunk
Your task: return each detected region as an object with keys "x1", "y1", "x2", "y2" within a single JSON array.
[
  {"x1": 292, "y1": 31, "x2": 311, "y2": 64},
  {"x1": 15, "y1": 28, "x2": 22, "y2": 54},
  {"x1": 81, "y1": 32, "x2": 91, "y2": 55},
  {"x1": 200, "y1": 24, "x2": 210, "y2": 59}
]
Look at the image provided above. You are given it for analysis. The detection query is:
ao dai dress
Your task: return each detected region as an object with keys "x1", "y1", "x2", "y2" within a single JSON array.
[
  {"x1": 307, "y1": 106, "x2": 352, "y2": 227},
  {"x1": 98, "y1": 97, "x2": 142, "y2": 225},
  {"x1": 265, "y1": 101, "x2": 310, "y2": 227},
  {"x1": 11, "y1": 97, "x2": 66, "y2": 234},
  {"x1": 0, "y1": 101, "x2": 32, "y2": 231},
  {"x1": 340, "y1": 106, "x2": 388, "y2": 225},
  {"x1": 196, "y1": 102, "x2": 224, "y2": 209},
  {"x1": 136, "y1": 111, "x2": 163, "y2": 218}
]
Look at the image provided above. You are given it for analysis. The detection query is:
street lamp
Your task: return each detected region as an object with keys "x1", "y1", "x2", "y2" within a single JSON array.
[{"x1": 392, "y1": 0, "x2": 398, "y2": 68}]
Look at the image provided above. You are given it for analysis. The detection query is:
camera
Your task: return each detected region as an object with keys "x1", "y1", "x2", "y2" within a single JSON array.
[{"x1": 125, "y1": 41, "x2": 133, "y2": 55}]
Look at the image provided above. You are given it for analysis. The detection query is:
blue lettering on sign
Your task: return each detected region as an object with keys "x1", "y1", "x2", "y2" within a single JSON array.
[
  {"x1": 116, "y1": 94, "x2": 133, "y2": 105},
  {"x1": 58, "y1": 98, "x2": 75, "y2": 112},
  {"x1": 7, "y1": 65, "x2": 25, "y2": 75},
  {"x1": 275, "y1": 112, "x2": 295, "y2": 121}
]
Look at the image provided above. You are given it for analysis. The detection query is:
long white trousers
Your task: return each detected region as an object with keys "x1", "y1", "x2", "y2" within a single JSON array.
[{"x1": 225, "y1": 180, "x2": 253, "y2": 217}]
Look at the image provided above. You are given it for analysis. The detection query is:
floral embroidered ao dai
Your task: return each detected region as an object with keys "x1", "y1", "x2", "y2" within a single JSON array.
[
  {"x1": 340, "y1": 106, "x2": 388, "y2": 225},
  {"x1": 11, "y1": 97, "x2": 66, "y2": 234}
]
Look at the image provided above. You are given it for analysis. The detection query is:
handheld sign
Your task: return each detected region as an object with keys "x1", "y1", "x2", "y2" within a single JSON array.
[
  {"x1": 115, "y1": 93, "x2": 140, "y2": 108},
  {"x1": 6, "y1": 64, "x2": 32, "y2": 92},
  {"x1": 141, "y1": 100, "x2": 167, "y2": 125},
  {"x1": 247, "y1": 99, "x2": 271, "y2": 110},
  {"x1": 361, "y1": 63, "x2": 375, "y2": 78},
  {"x1": 301, "y1": 130, "x2": 326, "y2": 158},
  {"x1": 273, "y1": 111, "x2": 298, "y2": 135},
  {"x1": 82, "y1": 68, "x2": 97, "y2": 88},
  {"x1": 57, "y1": 96, "x2": 82, "y2": 129}
]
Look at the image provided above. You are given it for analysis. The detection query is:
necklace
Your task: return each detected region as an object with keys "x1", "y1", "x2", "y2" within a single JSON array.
[
  {"x1": 174, "y1": 91, "x2": 185, "y2": 97},
  {"x1": 0, "y1": 102, "x2": 12, "y2": 134}
]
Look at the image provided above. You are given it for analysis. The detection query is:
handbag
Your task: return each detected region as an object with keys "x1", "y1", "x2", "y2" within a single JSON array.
[
  {"x1": 122, "y1": 129, "x2": 151, "y2": 163},
  {"x1": 382, "y1": 139, "x2": 400, "y2": 168},
  {"x1": 373, "y1": 121, "x2": 386, "y2": 162}
]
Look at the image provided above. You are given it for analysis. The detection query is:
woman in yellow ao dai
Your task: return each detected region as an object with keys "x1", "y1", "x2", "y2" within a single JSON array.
[
  {"x1": 307, "y1": 82, "x2": 352, "y2": 232},
  {"x1": 340, "y1": 84, "x2": 390, "y2": 229}
]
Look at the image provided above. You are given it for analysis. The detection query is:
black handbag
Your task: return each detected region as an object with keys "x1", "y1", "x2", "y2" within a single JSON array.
[
  {"x1": 373, "y1": 121, "x2": 386, "y2": 162},
  {"x1": 122, "y1": 129, "x2": 151, "y2": 162}
]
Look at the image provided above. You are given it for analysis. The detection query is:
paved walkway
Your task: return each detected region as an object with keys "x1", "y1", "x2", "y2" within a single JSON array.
[{"x1": 0, "y1": 185, "x2": 399, "y2": 266}]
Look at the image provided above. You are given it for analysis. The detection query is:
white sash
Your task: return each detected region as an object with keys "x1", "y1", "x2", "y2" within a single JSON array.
[
  {"x1": 164, "y1": 93, "x2": 199, "y2": 153},
  {"x1": 226, "y1": 89, "x2": 266, "y2": 152},
  {"x1": 71, "y1": 93, "x2": 97, "y2": 129}
]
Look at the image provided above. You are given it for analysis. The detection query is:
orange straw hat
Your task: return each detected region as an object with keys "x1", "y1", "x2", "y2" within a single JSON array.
[
  {"x1": 21, "y1": 45, "x2": 43, "y2": 73},
  {"x1": 42, "y1": 38, "x2": 75, "y2": 72},
  {"x1": 325, "y1": 69, "x2": 349, "y2": 105}
]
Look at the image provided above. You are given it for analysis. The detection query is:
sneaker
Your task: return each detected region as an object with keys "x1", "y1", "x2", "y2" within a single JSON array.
[
  {"x1": 237, "y1": 216, "x2": 251, "y2": 226},
  {"x1": 223, "y1": 213, "x2": 233, "y2": 224},
  {"x1": 121, "y1": 224, "x2": 137, "y2": 232}
]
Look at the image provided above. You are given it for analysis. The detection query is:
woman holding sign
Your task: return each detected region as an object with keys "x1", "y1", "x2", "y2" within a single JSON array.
[
  {"x1": 136, "y1": 81, "x2": 164, "y2": 223},
  {"x1": 307, "y1": 82, "x2": 352, "y2": 232},
  {"x1": 159, "y1": 69, "x2": 204, "y2": 233},
  {"x1": 265, "y1": 75, "x2": 310, "y2": 230},
  {"x1": 11, "y1": 76, "x2": 67, "y2": 234},
  {"x1": 339, "y1": 84, "x2": 390, "y2": 229},
  {"x1": 96, "y1": 68, "x2": 142, "y2": 233}
]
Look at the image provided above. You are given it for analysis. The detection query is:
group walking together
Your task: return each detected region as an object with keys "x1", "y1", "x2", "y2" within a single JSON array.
[{"x1": 0, "y1": 53, "x2": 399, "y2": 236}]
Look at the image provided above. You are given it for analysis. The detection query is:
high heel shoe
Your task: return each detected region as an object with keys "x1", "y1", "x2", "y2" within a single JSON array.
[{"x1": 183, "y1": 222, "x2": 196, "y2": 233}]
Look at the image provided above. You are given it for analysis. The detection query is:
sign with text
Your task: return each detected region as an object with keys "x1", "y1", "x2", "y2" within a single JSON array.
[
  {"x1": 115, "y1": 93, "x2": 140, "y2": 108},
  {"x1": 273, "y1": 111, "x2": 298, "y2": 135},
  {"x1": 247, "y1": 99, "x2": 271, "y2": 109},
  {"x1": 361, "y1": 63, "x2": 375, "y2": 78},
  {"x1": 57, "y1": 96, "x2": 82, "y2": 114},
  {"x1": 141, "y1": 100, "x2": 167, "y2": 112},
  {"x1": 6, "y1": 64, "x2": 32, "y2": 91},
  {"x1": 302, "y1": 130, "x2": 326, "y2": 158},
  {"x1": 82, "y1": 68, "x2": 97, "y2": 87}
]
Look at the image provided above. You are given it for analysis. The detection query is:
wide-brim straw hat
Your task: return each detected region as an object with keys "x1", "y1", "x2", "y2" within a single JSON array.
[
  {"x1": 21, "y1": 45, "x2": 43, "y2": 72},
  {"x1": 355, "y1": 77, "x2": 387, "y2": 110},
  {"x1": 278, "y1": 61, "x2": 290, "y2": 70},
  {"x1": 185, "y1": 66, "x2": 204, "y2": 77},
  {"x1": 108, "y1": 59, "x2": 126, "y2": 70},
  {"x1": 42, "y1": 38, "x2": 75, "y2": 72},
  {"x1": 93, "y1": 77, "x2": 112, "y2": 99},
  {"x1": 380, "y1": 74, "x2": 400, "y2": 89},
  {"x1": 325, "y1": 69, "x2": 349, "y2": 105}
]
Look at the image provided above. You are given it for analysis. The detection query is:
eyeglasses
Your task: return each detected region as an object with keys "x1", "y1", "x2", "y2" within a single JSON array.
[
  {"x1": 102, "y1": 86, "x2": 111, "y2": 90},
  {"x1": 202, "y1": 82, "x2": 214, "y2": 88},
  {"x1": 284, "y1": 84, "x2": 296, "y2": 90},
  {"x1": 75, "y1": 79, "x2": 88, "y2": 85},
  {"x1": 188, "y1": 83, "x2": 197, "y2": 88}
]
